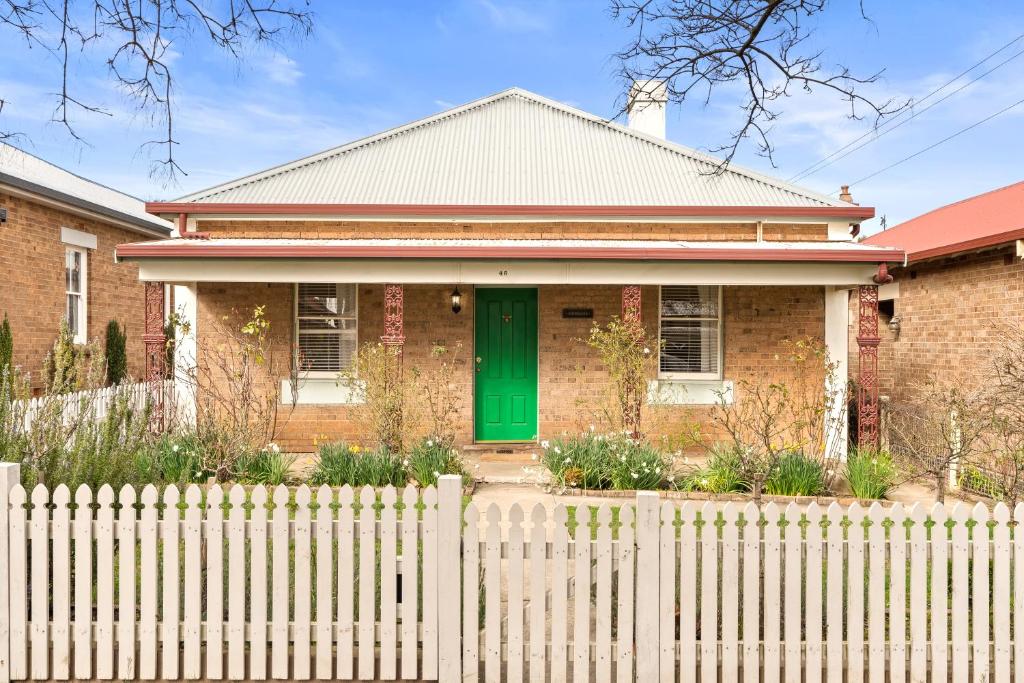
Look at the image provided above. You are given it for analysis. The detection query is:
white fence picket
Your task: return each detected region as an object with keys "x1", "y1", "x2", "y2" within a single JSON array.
[
  {"x1": 315, "y1": 485, "x2": 335, "y2": 680},
  {"x1": 634, "y1": 493, "x2": 660, "y2": 683},
  {"x1": 658, "y1": 502, "x2": 675, "y2": 683},
  {"x1": 271, "y1": 485, "x2": 290, "y2": 680},
  {"x1": 139, "y1": 485, "x2": 159, "y2": 681},
  {"x1": 206, "y1": 485, "x2": 224, "y2": 680},
  {"x1": 679, "y1": 502, "x2": 697, "y2": 683},
  {"x1": 357, "y1": 486, "x2": 376, "y2": 681},
  {"x1": 971, "y1": 502, "x2": 990, "y2": 683},
  {"x1": 720, "y1": 503, "x2": 740, "y2": 681},
  {"x1": 572, "y1": 506, "x2": 590, "y2": 683},
  {"x1": 484, "y1": 504, "x2": 502, "y2": 682},
  {"x1": 379, "y1": 487, "x2": 399, "y2": 680},
  {"x1": 887, "y1": 504, "x2": 907, "y2": 683},
  {"x1": 462, "y1": 503, "x2": 481, "y2": 682},
  {"x1": 420, "y1": 486, "x2": 438, "y2": 681},
  {"x1": 250, "y1": 486, "x2": 269, "y2": 681},
  {"x1": 117, "y1": 484, "x2": 138, "y2": 680},
  {"x1": 700, "y1": 501, "x2": 719, "y2": 683},
  {"x1": 530, "y1": 504, "x2": 549, "y2": 683},
  {"x1": 907, "y1": 504, "x2": 928, "y2": 683},
  {"x1": 73, "y1": 485, "x2": 93, "y2": 680},
  {"x1": 337, "y1": 486, "x2": 355, "y2": 680},
  {"x1": 8, "y1": 485, "x2": 27, "y2": 681},
  {"x1": 594, "y1": 505, "x2": 613, "y2": 683},
  {"x1": 162, "y1": 486, "x2": 181, "y2": 681},
  {"x1": 29, "y1": 485, "x2": 48, "y2": 680},
  {"x1": 950, "y1": 503, "x2": 970, "y2": 682},
  {"x1": 867, "y1": 503, "x2": 886, "y2": 683},
  {"x1": 96, "y1": 485, "x2": 115, "y2": 680},
  {"x1": 782, "y1": 502, "x2": 801, "y2": 683},
  {"x1": 846, "y1": 503, "x2": 865, "y2": 683},
  {"x1": 930, "y1": 504, "x2": 949, "y2": 683},
  {"x1": 293, "y1": 486, "x2": 312, "y2": 681},
  {"x1": 741, "y1": 502, "x2": 761, "y2": 683},
  {"x1": 993, "y1": 503, "x2": 1011, "y2": 683},
  {"x1": 400, "y1": 486, "x2": 419, "y2": 681},
  {"x1": 509, "y1": 504, "x2": 526, "y2": 683},
  {"x1": 824, "y1": 503, "x2": 843, "y2": 683},
  {"x1": 551, "y1": 505, "x2": 569, "y2": 683},
  {"x1": 228, "y1": 486, "x2": 247, "y2": 680},
  {"x1": 615, "y1": 505, "x2": 635, "y2": 683},
  {"x1": 51, "y1": 485, "x2": 71, "y2": 681},
  {"x1": 762, "y1": 503, "x2": 781, "y2": 683},
  {"x1": 804, "y1": 503, "x2": 823, "y2": 683},
  {"x1": 183, "y1": 485, "x2": 203, "y2": 680}
]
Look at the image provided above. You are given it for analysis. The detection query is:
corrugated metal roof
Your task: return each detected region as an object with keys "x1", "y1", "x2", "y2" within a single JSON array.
[
  {"x1": 0, "y1": 143, "x2": 171, "y2": 234},
  {"x1": 175, "y1": 89, "x2": 849, "y2": 210}
]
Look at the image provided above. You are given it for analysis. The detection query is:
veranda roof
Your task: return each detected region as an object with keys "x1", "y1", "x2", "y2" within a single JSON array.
[{"x1": 149, "y1": 89, "x2": 871, "y2": 219}]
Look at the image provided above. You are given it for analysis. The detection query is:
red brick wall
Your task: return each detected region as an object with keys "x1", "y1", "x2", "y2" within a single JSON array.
[
  {"x1": 197, "y1": 219, "x2": 829, "y2": 242},
  {"x1": 0, "y1": 191, "x2": 161, "y2": 388},
  {"x1": 198, "y1": 282, "x2": 826, "y2": 452},
  {"x1": 851, "y1": 246, "x2": 1024, "y2": 405}
]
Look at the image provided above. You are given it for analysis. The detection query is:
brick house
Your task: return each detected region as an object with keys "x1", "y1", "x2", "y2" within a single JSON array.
[
  {"x1": 0, "y1": 144, "x2": 172, "y2": 388},
  {"x1": 857, "y1": 181, "x2": 1024, "y2": 405},
  {"x1": 117, "y1": 86, "x2": 902, "y2": 453}
]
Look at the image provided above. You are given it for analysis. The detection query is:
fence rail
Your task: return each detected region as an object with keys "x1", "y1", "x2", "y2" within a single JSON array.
[{"x1": 0, "y1": 464, "x2": 1020, "y2": 682}]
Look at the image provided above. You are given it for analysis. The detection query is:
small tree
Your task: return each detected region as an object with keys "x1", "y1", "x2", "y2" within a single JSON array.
[
  {"x1": 43, "y1": 321, "x2": 80, "y2": 393},
  {"x1": 0, "y1": 313, "x2": 12, "y2": 377},
  {"x1": 887, "y1": 379, "x2": 990, "y2": 504},
  {"x1": 340, "y1": 343, "x2": 420, "y2": 454},
  {"x1": 411, "y1": 342, "x2": 465, "y2": 449},
  {"x1": 104, "y1": 320, "x2": 128, "y2": 385},
  {"x1": 585, "y1": 316, "x2": 659, "y2": 438},
  {"x1": 974, "y1": 323, "x2": 1024, "y2": 508}
]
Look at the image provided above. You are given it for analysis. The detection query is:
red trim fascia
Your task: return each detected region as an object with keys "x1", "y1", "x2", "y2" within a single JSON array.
[
  {"x1": 905, "y1": 226, "x2": 1024, "y2": 263},
  {"x1": 145, "y1": 202, "x2": 875, "y2": 220},
  {"x1": 116, "y1": 242, "x2": 904, "y2": 263}
]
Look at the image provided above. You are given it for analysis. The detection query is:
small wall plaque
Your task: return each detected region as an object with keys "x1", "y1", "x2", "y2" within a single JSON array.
[{"x1": 562, "y1": 308, "x2": 594, "y2": 319}]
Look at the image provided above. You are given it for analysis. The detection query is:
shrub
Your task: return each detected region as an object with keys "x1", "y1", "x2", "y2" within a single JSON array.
[
  {"x1": 0, "y1": 314, "x2": 12, "y2": 377},
  {"x1": 43, "y1": 321, "x2": 81, "y2": 392},
  {"x1": 677, "y1": 445, "x2": 749, "y2": 493},
  {"x1": 764, "y1": 451, "x2": 825, "y2": 496},
  {"x1": 235, "y1": 445, "x2": 296, "y2": 486},
  {"x1": 542, "y1": 431, "x2": 671, "y2": 490},
  {"x1": 104, "y1": 320, "x2": 128, "y2": 385},
  {"x1": 309, "y1": 442, "x2": 408, "y2": 487},
  {"x1": 138, "y1": 432, "x2": 210, "y2": 485},
  {"x1": 340, "y1": 343, "x2": 419, "y2": 454},
  {"x1": 406, "y1": 437, "x2": 465, "y2": 487},
  {"x1": 584, "y1": 317, "x2": 659, "y2": 437},
  {"x1": 845, "y1": 448, "x2": 897, "y2": 499}
]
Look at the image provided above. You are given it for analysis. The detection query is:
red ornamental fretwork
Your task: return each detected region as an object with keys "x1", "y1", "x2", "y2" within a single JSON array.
[
  {"x1": 143, "y1": 281, "x2": 166, "y2": 383},
  {"x1": 857, "y1": 284, "x2": 881, "y2": 449},
  {"x1": 381, "y1": 283, "x2": 405, "y2": 347},
  {"x1": 622, "y1": 285, "x2": 642, "y2": 323}
]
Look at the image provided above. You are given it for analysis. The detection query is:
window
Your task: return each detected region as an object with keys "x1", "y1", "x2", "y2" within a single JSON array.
[
  {"x1": 65, "y1": 247, "x2": 87, "y2": 344},
  {"x1": 295, "y1": 283, "x2": 358, "y2": 373},
  {"x1": 659, "y1": 285, "x2": 721, "y2": 378}
]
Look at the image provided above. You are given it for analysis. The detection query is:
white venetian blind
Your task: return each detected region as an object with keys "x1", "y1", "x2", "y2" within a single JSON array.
[
  {"x1": 659, "y1": 285, "x2": 721, "y2": 376},
  {"x1": 296, "y1": 283, "x2": 358, "y2": 372}
]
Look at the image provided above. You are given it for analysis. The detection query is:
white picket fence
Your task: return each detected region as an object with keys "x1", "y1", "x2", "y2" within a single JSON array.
[
  {"x1": 0, "y1": 464, "x2": 1020, "y2": 682},
  {"x1": 15, "y1": 380, "x2": 180, "y2": 431}
]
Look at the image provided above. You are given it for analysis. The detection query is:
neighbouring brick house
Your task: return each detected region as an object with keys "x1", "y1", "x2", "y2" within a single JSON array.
[
  {"x1": 0, "y1": 143, "x2": 172, "y2": 389},
  {"x1": 118, "y1": 85, "x2": 902, "y2": 453},
  {"x1": 857, "y1": 181, "x2": 1024, "y2": 405}
]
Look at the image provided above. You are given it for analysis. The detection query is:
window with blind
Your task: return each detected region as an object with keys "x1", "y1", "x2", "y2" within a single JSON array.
[
  {"x1": 65, "y1": 247, "x2": 87, "y2": 344},
  {"x1": 659, "y1": 285, "x2": 722, "y2": 378},
  {"x1": 295, "y1": 283, "x2": 358, "y2": 373}
]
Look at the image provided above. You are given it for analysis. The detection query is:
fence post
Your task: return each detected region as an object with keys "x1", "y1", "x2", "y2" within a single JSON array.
[
  {"x1": 437, "y1": 475, "x2": 463, "y2": 682},
  {"x1": 635, "y1": 491, "x2": 661, "y2": 681},
  {"x1": 0, "y1": 462, "x2": 21, "y2": 683}
]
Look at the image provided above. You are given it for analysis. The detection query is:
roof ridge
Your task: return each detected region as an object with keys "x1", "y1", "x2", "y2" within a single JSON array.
[
  {"x1": 177, "y1": 87, "x2": 844, "y2": 208},
  {"x1": 0, "y1": 141, "x2": 151, "y2": 204},
  {"x1": 870, "y1": 180, "x2": 1024, "y2": 237}
]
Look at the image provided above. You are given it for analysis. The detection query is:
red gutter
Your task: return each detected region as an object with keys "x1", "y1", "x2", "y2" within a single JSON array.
[
  {"x1": 145, "y1": 202, "x2": 875, "y2": 220},
  {"x1": 904, "y1": 226, "x2": 1024, "y2": 263},
  {"x1": 116, "y1": 242, "x2": 904, "y2": 263}
]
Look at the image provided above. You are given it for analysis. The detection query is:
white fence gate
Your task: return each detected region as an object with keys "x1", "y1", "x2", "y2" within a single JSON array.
[{"x1": 0, "y1": 463, "x2": 1020, "y2": 682}]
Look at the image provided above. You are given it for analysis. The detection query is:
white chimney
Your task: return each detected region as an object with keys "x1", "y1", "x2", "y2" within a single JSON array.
[{"x1": 627, "y1": 79, "x2": 668, "y2": 139}]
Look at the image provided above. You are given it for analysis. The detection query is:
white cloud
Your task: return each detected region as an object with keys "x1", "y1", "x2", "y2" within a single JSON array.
[
  {"x1": 475, "y1": 0, "x2": 550, "y2": 32},
  {"x1": 260, "y1": 53, "x2": 303, "y2": 86}
]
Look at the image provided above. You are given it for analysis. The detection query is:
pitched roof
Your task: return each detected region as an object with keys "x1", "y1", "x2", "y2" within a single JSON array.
[
  {"x1": 864, "y1": 181, "x2": 1024, "y2": 262},
  {"x1": 0, "y1": 143, "x2": 171, "y2": 235},
  {"x1": 172, "y1": 88, "x2": 859, "y2": 213}
]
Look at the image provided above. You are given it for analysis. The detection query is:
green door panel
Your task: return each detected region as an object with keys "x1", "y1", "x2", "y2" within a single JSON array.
[{"x1": 474, "y1": 288, "x2": 538, "y2": 442}]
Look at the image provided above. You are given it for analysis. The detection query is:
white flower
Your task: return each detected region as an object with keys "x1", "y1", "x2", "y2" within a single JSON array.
[
  {"x1": 668, "y1": 475, "x2": 676, "y2": 483},
  {"x1": 589, "y1": 424, "x2": 595, "y2": 432},
  {"x1": 700, "y1": 478, "x2": 709, "y2": 487},
  {"x1": 541, "y1": 440, "x2": 550, "y2": 449},
  {"x1": 427, "y1": 440, "x2": 434, "y2": 447},
  {"x1": 433, "y1": 471, "x2": 441, "y2": 478},
  {"x1": 632, "y1": 472, "x2": 639, "y2": 479},
  {"x1": 403, "y1": 459, "x2": 410, "y2": 466},
  {"x1": 563, "y1": 458, "x2": 571, "y2": 465},
  {"x1": 172, "y1": 444, "x2": 180, "y2": 453},
  {"x1": 554, "y1": 446, "x2": 562, "y2": 454},
  {"x1": 643, "y1": 347, "x2": 651, "y2": 355},
  {"x1": 531, "y1": 453, "x2": 538, "y2": 461},
  {"x1": 268, "y1": 442, "x2": 280, "y2": 453}
]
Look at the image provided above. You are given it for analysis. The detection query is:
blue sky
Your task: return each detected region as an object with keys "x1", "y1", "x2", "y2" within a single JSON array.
[{"x1": 1, "y1": 1, "x2": 1023, "y2": 234}]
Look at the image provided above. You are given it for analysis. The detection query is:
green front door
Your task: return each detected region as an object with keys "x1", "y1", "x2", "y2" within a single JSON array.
[{"x1": 474, "y1": 288, "x2": 538, "y2": 442}]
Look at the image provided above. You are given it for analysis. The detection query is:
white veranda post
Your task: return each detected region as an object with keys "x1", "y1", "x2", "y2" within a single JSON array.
[{"x1": 824, "y1": 286, "x2": 850, "y2": 461}]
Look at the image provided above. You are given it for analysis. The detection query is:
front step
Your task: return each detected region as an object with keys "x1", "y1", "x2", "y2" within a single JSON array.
[{"x1": 463, "y1": 443, "x2": 541, "y2": 464}]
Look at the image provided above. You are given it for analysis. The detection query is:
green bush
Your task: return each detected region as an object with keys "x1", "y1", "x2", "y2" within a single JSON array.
[
  {"x1": 104, "y1": 320, "x2": 128, "y2": 385},
  {"x1": 764, "y1": 451, "x2": 825, "y2": 496},
  {"x1": 0, "y1": 314, "x2": 12, "y2": 377},
  {"x1": 845, "y1": 448, "x2": 897, "y2": 499},
  {"x1": 137, "y1": 432, "x2": 210, "y2": 485},
  {"x1": 309, "y1": 442, "x2": 408, "y2": 487},
  {"x1": 676, "y1": 446, "x2": 749, "y2": 493},
  {"x1": 406, "y1": 438, "x2": 466, "y2": 487},
  {"x1": 235, "y1": 445, "x2": 296, "y2": 486},
  {"x1": 542, "y1": 431, "x2": 671, "y2": 490}
]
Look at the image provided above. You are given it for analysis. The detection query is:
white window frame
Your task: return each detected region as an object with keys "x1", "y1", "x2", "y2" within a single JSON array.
[
  {"x1": 294, "y1": 283, "x2": 358, "y2": 377},
  {"x1": 657, "y1": 284, "x2": 723, "y2": 380},
  {"x1": 65, "y1": 246, "x2": 88, "y2": 345}
]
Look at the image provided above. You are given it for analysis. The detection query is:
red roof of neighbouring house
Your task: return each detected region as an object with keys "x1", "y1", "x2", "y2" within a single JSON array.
[{"x1": 863, "y1": 181, "x2": 1024, "y2": 262}]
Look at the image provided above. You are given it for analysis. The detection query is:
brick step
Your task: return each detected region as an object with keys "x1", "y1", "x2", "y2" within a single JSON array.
[{"x1": 463, "y1": 443, "x2": 540, "y2": 464}]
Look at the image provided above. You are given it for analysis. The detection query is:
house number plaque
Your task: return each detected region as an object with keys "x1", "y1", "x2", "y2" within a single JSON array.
[{"x1": 562, "y1": 308, "x2": 594, "y2": 319}]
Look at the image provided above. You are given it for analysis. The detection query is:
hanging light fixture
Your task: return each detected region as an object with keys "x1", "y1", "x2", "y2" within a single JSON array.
[{"x1": 450, "y1": 287, "x2": 462, "y2": 314}]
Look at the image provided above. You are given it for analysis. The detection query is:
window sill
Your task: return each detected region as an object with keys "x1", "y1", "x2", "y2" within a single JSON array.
[
  {"x1": 280, "y1": 378, "x2": 365, "y2": 405},
  {"x1": 647, "y1": 378, "x2": 733, "y2": 406}
]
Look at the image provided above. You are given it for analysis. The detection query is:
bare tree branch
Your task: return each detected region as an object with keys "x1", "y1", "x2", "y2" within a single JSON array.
[
  {"x1": 0, "y1": 0, "x2": 312, "y2": 183},
  {"x1": 610, "y1": 0, "x2": 909, "y2": 169}
]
